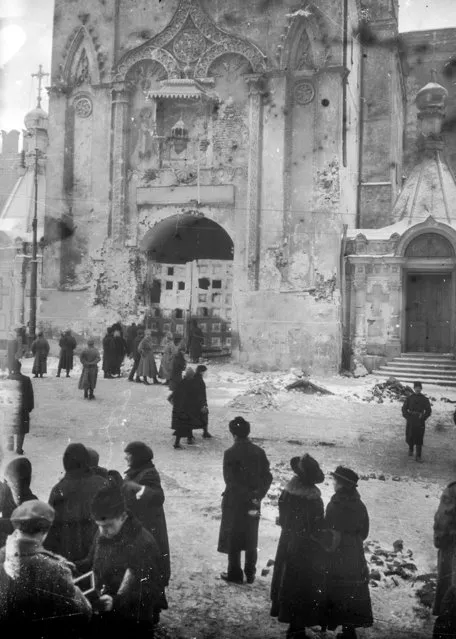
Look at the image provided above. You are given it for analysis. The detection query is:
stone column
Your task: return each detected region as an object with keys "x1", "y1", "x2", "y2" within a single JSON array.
[
  {"x1": 387, "y1": 264, "x2": 403, "y2": 357},
  {"x1": 352, "y1": 264, "x2": 368, "y2": 364},
  {"x1": 245, "y1": 74, "x2": 264, "y2": 290},
  {"x1": 110, "y1": 82, "x2": 130, "y2": 247}
]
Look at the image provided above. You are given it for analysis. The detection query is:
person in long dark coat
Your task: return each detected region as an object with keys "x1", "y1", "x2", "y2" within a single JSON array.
[
  {"x1": 188, "y1": 319, "x2": 204, "y2": 363},
  {"x1": 433, "y1": 479, "x2": 456, "y2": 616},
  {"x1": 57, "y1": 329, "x2": 77, "y2": 377},
  {"x1": 4, "y1": 457, "x2": 38, "y2": 507},
  {"x1": 137, "y1": 329, "x2": 159, "y2": 384},
  {"x1": 218, "y1": 416, "x2": 273, "y2": 584},
  {"x1": 0, "y1": 480, "x2": 17, "y2": 548},
  {"x1": 111, "y1": 325, "x2": 128, "y2": 377},
  {"x1": 170, "y1": 368, "x2": 199, "y2": 448},
  {"x1": 123, "y1": 440, "x2": 170, "y2": 620},
  {"x1": 78, "y1": 485, "x2": 166, "y2": 637},
  {"x1": 169, "y1": 340, "x2": 187, "y2": 392},
  {"x1": 324, "y1": 466, "x2": 373, "y2": 639},
  {"x1": 6, "y1": 360, "x2": 34, "y2": 455},
  {"x1": 189, "y1": 364, "x2": 212, "y2": 439},
  {"x1": 44, "y1": 443, "x2": 108, "y2": 562},
  {"x1": 125, "y1": 323, "x2": 138, "y2": 357},
  {"x1": 402, "y1": 380, "x2": 432, "y2": 461},
  {"x1": 31, "y1": 331, "x2": 50, "y2": 378},
  {"x1": 78, "y1": 338, "x2": 101, "y2": 400},
  {"x1": 102, "y1": 327, "x2": 115, "y2": 378},
  {"x1": 270, "y1": 454, "x2": 327, "y2": 639},
  {"x1": 128, "y1": 327, "x2": 144, "y2": 382}
]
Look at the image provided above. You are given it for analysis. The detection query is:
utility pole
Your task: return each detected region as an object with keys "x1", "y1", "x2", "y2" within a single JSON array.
[{"x1": 28, "y1": 64, "x2": 49, "y2": 343}]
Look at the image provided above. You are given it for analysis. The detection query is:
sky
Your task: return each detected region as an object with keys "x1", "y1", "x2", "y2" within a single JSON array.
[{"x1": 1, "y1": 0, "x2": 456, "y2": 134}]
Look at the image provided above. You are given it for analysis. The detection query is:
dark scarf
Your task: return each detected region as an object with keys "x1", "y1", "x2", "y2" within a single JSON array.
[
  {"x1": 284, "y1": 475, "x2": 322, "y2": 500},
  {"x1": 124, "y1": 460, "x2": 155, "y2": 480}
]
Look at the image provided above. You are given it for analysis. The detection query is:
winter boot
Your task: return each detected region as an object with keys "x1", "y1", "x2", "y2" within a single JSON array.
[
  {"x1": 84, "y1": 390, "x2": 89, "y2": 399},
  {"x1": 408, "y1": 446, "x2": 414, "y2": 457},
  {"x1": 152, "y1": 377, "x2": 159, "y2": 385},
  {"x1": 415, "y1": 445, "x2": 423, "y2": 462}
]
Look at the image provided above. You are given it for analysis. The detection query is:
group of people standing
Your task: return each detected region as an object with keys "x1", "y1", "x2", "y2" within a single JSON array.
[
  {"x1": 219, "y1": 416, "x2": 372, "y2": 639},
  {"x1": 0, "y1": 440, "x2": 170, "y2": 638}
]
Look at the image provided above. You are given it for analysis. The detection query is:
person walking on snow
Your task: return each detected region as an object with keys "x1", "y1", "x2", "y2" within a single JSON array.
[
  {"x1": 217, "y1": 416, "x2": 272, "y2": 584},
  {"x1": 158, "y1": 332, "x2": 176, "y2": 385},
  {"x1": 402, "y1": 380, "x2": 432, "y2": 462},
  {"x1": 169, "y1": 340, "x2": 187, "y2": 392},
  {"x1": 128, "y1": 327, "x2": 144, "y2": 383},
  {"x1": 6, "y1": 360, "x2": 34, "y2": 455},
  {"x1": 31, "y1": 331, "x2": 50, "y2": 378},
  {"x1": 78, "y1": 338, "x2": 101, "y2": 400}
]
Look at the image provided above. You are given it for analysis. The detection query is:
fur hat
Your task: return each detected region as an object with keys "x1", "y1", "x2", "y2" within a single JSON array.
[
  {"x1": 91, "y1": 485, "x2": 126, "y2": 521},
  {"x1": 229, "y1": 416, "x2": 250, "y2": 438},
  {"x1": 331, "y1": 465, "x2": 359, "y2": 487},
  {"x1": 290, "y1": 454, "x2": 324, "y2": 485}
]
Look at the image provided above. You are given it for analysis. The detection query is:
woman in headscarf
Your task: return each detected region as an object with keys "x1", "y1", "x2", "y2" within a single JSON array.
[
  {"x1": 123, "y1": 441, "x2": 170, "y2": 589},
  {"x1": 44, "y1": 443, "x2": 108, "y2": 561},
  {"x1": 270, "y1": 454, "x2": 327, "y2": 639},
  {"x1": 170, "y1": 368, "x2": 197, "y2": 449},
  {"x1": 78, "y1": 337, "x2": 101, "y2": 400},
  {"x1": 169, "y1": 340, "x2": 187, "y2": 392},
  {"x1": 158, "y1": 332, "x2": 177, "y2": 385},
  {"x1": 137, "y1": 329, "x2": 159, "y2": 385},
  {"x1": 4, "y1": 457, "x2": 38, "y2": 507},
  {"x1": 324, "y1": 466, "x2": 373, "y2": 639},
  {"x1": 31, "y1": 331, "x2": 50, "y2": 378}
]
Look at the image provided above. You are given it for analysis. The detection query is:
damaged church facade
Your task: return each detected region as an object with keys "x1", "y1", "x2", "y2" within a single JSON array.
[{"x1": 40, "y1": 0, "x2": 456, "y2": 372}]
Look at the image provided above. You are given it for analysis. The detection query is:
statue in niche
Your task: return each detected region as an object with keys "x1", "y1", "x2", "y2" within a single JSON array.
[{"x1": 130, "y1": 106, "x2": 161, "y2": 172}]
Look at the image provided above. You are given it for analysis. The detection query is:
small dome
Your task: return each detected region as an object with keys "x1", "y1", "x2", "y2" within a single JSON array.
[
  {"x1": 24, "y1": 106, "x2": 48, "y2": 131},
  {"x1": 416, "y1": 81, "x2": 448, "y2": 111}
]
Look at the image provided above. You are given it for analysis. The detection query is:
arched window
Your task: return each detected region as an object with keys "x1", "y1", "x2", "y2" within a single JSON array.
[{"x1": 404, "y1": 233, "x2": 454, "y2": 258}]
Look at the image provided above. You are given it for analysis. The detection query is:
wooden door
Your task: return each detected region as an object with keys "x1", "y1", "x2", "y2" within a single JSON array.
[{"x1": 406, "y1": 273, "x2": 452, "y2": 352}]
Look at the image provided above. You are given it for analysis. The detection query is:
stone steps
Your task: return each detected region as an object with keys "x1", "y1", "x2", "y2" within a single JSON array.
[{"x1": 372, "y1": 353, "x2": 456, "y2": 387}]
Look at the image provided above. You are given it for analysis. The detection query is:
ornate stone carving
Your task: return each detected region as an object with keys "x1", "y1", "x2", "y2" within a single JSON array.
[
  {"x1": 74, "y1": 49, "x2": 91, "y2": 86},
  {"x1": 125, "y1": 60, "x2": 167, "y2": 93},
  {"x1": 61, "y1": 26, "x2": 101, "y2": 84},
  {"x1": 195, "y1": 41, "x2": 266, "y2": 79},
  {"x1": 294, "y1": 32, "x2": 314, "y2": 70},
  {"x1": 73, "y1": 95, "x2": 92, "y2": 118},
  {"x1": 116, "y1": 47, "x2": 181, "y2": 81},
  {"x1": 294, "y1": 80, "x2": 315, "y2": 105},
  {"x1": 173, "y1": 27, "x2": 207, "y2": 63}
]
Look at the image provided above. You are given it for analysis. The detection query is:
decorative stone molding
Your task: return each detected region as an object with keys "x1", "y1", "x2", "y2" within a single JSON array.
[
  {"x1": 395, "y1": 215, "x2": 456, "y2": 257},
  {"x1": 294, "y1": 80, "x2": 315, "y2": 105},
  {"x1": 61, "y1": 25, "x2": 101, "y2": 85},
  {"x1": 114, "y1": 0, "x2": 268, "y2": 82},
  {"x1": 73, "y1": 94, "x2": 93, "y2": 118}
]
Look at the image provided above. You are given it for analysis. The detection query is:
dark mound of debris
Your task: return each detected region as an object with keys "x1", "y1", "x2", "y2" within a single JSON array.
[
  {"x1": 286, "y1": 379, "x2": 334, "y2": 395},
  {"x1": 365, "y1": 539, "x2": 418, "y2": 588},
  {"x1": 369, "y1": 377, "x2": 414, "y2": 403},
  {"x1": 414, "y1": 573, "x2": 437, "y2": 608}
]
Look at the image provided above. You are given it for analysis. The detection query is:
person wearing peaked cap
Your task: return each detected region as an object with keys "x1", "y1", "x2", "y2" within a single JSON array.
[
  {"x1": 0, "y1": 500, "x2": 91, "y2": 637},
  {"x1": 78, "y1": 338, "x2": 101, "y2": 400},
  {"x1": 402, "y1": 381, "x2": 432, "y2": 462},
  {"x1": 270, "y1": 454, "x2": 327, "y2": 638},
  {"x1": 323, "y1": 466, "x2": 373, "y2": 639},
  {"x1": 77, "y1": 484, "x2": 166, "y2": 637}
]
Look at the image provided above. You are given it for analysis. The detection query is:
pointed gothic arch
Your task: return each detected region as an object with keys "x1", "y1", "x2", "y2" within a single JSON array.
[
  {"x1": 61, "y1": 26, "x2": 101, "y2": 86},
  {"x1": 281, "y1": 8, "x2": 333, "y2": 72}
]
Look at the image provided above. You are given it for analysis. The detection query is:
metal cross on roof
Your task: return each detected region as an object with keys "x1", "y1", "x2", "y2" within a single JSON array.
[{"x1": 31, "y1": 65, "x2": 49, "y2": 109}]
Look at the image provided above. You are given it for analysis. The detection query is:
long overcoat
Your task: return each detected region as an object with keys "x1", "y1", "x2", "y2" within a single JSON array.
[
  {"x1": 324, "y1": 488, "x2": 373, "y2": 630},
  {"x1": 31, "y1": 336, "x2": 50, "y2": 375},
  {"x1": 402, "y1": 392, "x2": 432, "y2": 446},
  {"x1": 78, "y1": 515, "x2": 166, "y2": 624},
  {"x1": 218, "y1": 439, "x2": 272, "y2": 554},
  {"x1": 78, "y1": 346, "x2": 101, "y2": 390},
  {"x1": 124, "y1": 461, "x2": 171, "y2": 586},
  {"x1": 433, "y1": 480, "x2": 456, "y2": 615},
  {"x1": 6, "y1": 336, "x2": 21, "y2": 373},
  {"x1": 58, "y1": 333, "x2": 77, "y2": 371},
  {"x1": 6, "y1": 372, "x2": 34, "y2": 435},
  {"x1": 111, "y1": 335, "x2": 128, "y2": 375},
  {"x1": 0, "y1": 533, "x2": 91, "y2": 635},
  {"x1": 137, "y1": 336, "x2": 158, "y2": 378},
  {"x1": 188, "y1": 326, "x2": 204, "y2": 361},
  {"x1": 169, "y1": 351, "x2": 186, "y2": 391},
  {"x1": 270, "y1": 477, "x2": 326, "y2": 628},
  {"x1": 102, "y1": 332, "x2": 115, "y2": 373},
  {"x1": 45, "y1": 469, "x2": 108, "y2": 562},
  {"x1": 171, "y1": 377, "x2": 203, "y2": 437}
]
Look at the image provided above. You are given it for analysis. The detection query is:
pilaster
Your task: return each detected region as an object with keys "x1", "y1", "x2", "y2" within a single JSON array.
[{"x1": 110, "y1": 82, "x2": 130, "y2": 247}]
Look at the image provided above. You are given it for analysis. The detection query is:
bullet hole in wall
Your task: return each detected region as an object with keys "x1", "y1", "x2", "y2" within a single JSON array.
[{"x1": 321, "y1": 99, "x2": 330, "y2": 107}]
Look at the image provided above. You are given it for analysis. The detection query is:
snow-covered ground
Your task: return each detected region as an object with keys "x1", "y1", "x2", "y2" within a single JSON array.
[{"x1": 1, "y1": 356, "x2": 454, "y2": 638}]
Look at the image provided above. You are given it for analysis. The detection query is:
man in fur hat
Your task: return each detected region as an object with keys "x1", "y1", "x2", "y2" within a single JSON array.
[
  {"x1": 402, "y1": 381, "x2": 432, "y2": 462},
  {"x1": 78, "y1": 484, "x2": 165, "y2": 637}
]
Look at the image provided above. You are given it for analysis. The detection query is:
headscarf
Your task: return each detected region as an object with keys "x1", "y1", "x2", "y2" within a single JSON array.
[
  {"x1": 63, "y1": 443, "x2": 91, "y2": 473},
  {"x1": 124, "y1": 441, "x2": 153, "y2": 469},
  {"x1": 5, "y1": 457, "x2": 32, "y2": 490}
]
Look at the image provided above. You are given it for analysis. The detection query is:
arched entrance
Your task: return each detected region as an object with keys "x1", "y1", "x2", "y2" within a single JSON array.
[
  {"x1": 140, "y1": 212, "x2": 234, "y2": 355},
  {"x1": 404, "y1": 232, "x2": 456, "y2": 353}
]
